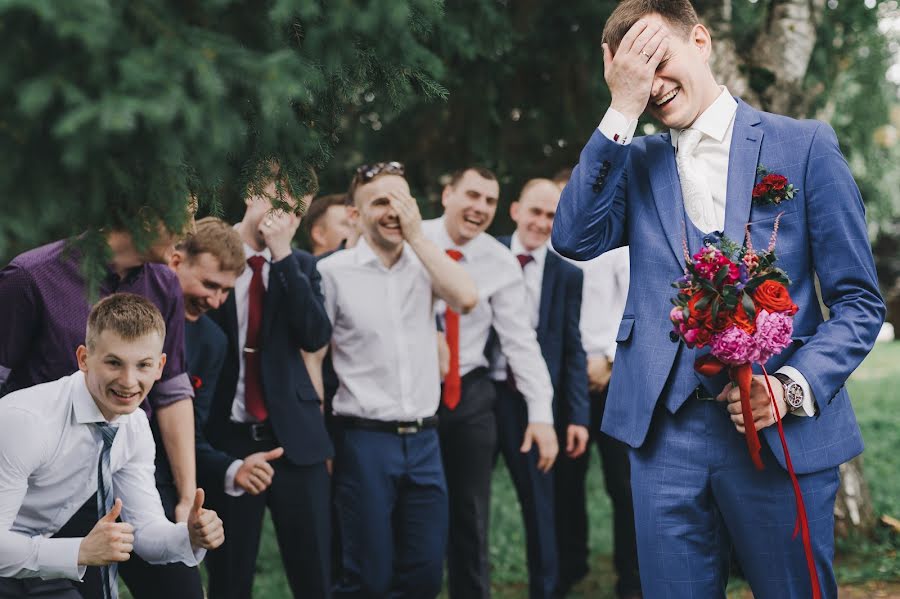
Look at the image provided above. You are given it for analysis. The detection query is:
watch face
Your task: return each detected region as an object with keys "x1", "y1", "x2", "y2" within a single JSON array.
[{"x1": 785, "y1": 383, "x2": 804, "y2": 408}]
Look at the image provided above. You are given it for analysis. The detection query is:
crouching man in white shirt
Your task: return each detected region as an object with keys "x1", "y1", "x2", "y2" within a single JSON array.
[{"x1": 0, "y1": 293, "x2": 224, "y2": 599}]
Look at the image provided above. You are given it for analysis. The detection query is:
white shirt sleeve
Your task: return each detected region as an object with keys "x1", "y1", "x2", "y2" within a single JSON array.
[
  {"x1": 598, "y1": 108, "x2": 639, "y2": 145},
  {"x1": 0, "y1": 409, "x2": 85, "y2": 581},
  {"x1": 776, "y1": 365, "x2": 816, "y2": 417},
  {"x1": 490, "y1": 269, "x2": 554, "y2": 424},
  {"x1": 114, "y1": 416, "x2": 205, "y2": 567},
  {"x1": 224, "y1": 460, "x2": 245, "y2": 497}
]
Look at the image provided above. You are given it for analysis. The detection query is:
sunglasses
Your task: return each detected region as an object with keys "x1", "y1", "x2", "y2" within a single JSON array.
[{"x1": 355, "y1": 161, "x2": 405, "y2": 183}]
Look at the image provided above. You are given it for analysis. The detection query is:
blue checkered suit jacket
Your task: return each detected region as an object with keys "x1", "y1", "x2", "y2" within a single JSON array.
[{"x1": 551, "y1": 99, "x2": 885, "y2": 474}]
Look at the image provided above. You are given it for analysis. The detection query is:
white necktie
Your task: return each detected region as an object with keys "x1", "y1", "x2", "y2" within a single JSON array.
[{"x1": 676, "y1": 128, "x2": 715, "y2": 233}]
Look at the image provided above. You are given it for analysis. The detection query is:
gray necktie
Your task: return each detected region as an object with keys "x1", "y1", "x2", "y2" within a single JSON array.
[
  {"x1": 676, "y1": 128, "x2": 715, "y2": 233},
  {"x1": 94, "y1": 423, "x2": 119, "y2": 599}
]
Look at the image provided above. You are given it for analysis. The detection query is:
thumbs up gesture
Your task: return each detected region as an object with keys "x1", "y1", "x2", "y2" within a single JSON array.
[
  {"x1": 234, "y1": 447, "x2": 284, "y2": 495},
  {"x1": 186, "y1": 488, "x2": 225, "y2": 550},
  {"x1": 78, "y1": 498, "x2": 136, "y2": 566}
]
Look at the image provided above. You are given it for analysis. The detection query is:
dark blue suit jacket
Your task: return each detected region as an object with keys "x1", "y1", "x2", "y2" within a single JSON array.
[
  {"x1": 205, "y1": 249, "x2": 333, "y2": 476},
  {"x1": 497, "y1": 236, "x2": 589, "y2": 427}
]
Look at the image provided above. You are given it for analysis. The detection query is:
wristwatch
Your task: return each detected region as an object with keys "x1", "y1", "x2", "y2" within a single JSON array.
[{"x1": 774, "y1": 373, "x2": 805, "y2": 412}]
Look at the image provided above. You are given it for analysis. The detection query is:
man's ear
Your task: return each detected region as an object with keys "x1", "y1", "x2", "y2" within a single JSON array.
[
  {"x1": 76, "y1": 345, "x2": 89, "y2": 373},
  {"x1": 441, "y1": 185, "x2": 452, "y2": 209},
  {"x1": 169, "y1": 250, "x2": 184, "y2": 270},
  {"x1": 692, "y1": 23, "x2": 712, "y2": 59},
  {"x1": 310, "y1": 223, "x2": 325, "y2": 250},
  {"x1": 156, "y1": 353, "x2": 167, "y2": 381},
  {"x1": 509, "y1": 201, "x2": 521, "y2": 223}
]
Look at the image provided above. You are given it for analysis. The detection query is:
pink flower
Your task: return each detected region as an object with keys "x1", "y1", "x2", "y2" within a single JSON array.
[
  {"x1": 711, "y1": 326, "x2": 761, "y2": 365},
  {"x1": 670, "y1": 306, "x2": 685, "y2": 323},
  {"x1": 754, "y1": 309, "x2": 794, "y2": 363},
  {"x1": 683, "y1": 328, "x2": 699, "y2": 344}
]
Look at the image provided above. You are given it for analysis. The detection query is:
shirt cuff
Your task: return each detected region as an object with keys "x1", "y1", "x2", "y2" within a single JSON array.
[
  {"x1": 224, "y1": 460, "x2": 246, "y2": 497},
  {"x1": 35, "y1": 536, "x2": 84, "y2": 581},
  {"x1": 172, "y1": 522, "x2": 206, "y2": 567},
  {"x1": 598, "y1": 108, "x2": 638, "y2": 145},
  {"x1": 777, "y1": 365, "x2": 817, "y2": 417},
  {"x1": 148, "y1": 373, "x2": 195, "y2": 409},
  {"x1": 525, "y1": 399, "x2": 554, "y2": 425}
]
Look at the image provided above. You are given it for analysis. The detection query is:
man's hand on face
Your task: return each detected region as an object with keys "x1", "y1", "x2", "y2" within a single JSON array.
[
  {"x1": 520, "y1": 422, "x2": 559, "y2": 473},
  {"x1": 715, "y1": 375, "x2": 790, "y2": 434},
  {"x1": 386, "y1": 190, "x2": 424, "y2": 245},
  {"x1": 187, "y1": 489, "x2": 225, "y2": 550},
  {"x1": 603, "y1": 19, "x2": 670, "y2": 121},
  {"x1": 78, "y1": 499, "x2": 134, "y2": 566},
  {"x1": 259, "y1": 209, "x2": 302, "y2": 262},
  {"x1": 235, "y1": 447, "x2": 284, "y2": 495}
]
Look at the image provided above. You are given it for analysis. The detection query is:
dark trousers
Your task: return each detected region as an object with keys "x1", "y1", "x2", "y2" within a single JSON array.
[
  {"x1": 332, "y1": 426, "x2": 448, "y2": 598},
  {"x1": 118, "y1": 478, "x2": 203, "y2": 599},
  {"x1": 0, "y1": 497, "x2": 102, "y2": 599},
  {"x1": 494, "y1": 383, "x2": 558, "y2": 599},
  {"x1": 438, "y1": 369, "x2": 496, "y2": 599},
  {"x1": 205, "y1": 428, "x2": 332, "y2": 599},
  {"x1": 553, "y1": 390, "x2": 640, "y2": 598}
]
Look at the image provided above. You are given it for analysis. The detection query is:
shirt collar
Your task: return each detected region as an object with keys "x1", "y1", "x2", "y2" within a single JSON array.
[
  {"x1": 670, "y1": 86, "x2": 737, "y2": 148},
  {"x1": 353, "y1": 236, "x2": 411, "y2": 270},
  {"x1": 72, "y1": 371, "x2": 129, "y2": 425},
  {"x1": 434, "y1": 216, "x2": 485, "y2": 261},
  {"x1": 243, "y1": 242, "x2": 271, "y2": 263},
  {"x1": 510, "y1": 232, "x2": 547, "y2": 268}
]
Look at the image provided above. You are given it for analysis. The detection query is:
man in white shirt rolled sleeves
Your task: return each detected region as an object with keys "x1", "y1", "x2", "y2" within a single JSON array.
[
  {"x1": 421, "y1": 167, "x2": 558, "y2": 599},
  {"x1": 318, "y1": 162, "x2": 477, "y2": 598},
  {"x1": 0, "y1": 293, "x2": 223, "y2": 599}
]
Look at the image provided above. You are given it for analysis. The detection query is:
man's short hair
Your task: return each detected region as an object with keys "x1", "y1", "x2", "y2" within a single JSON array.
[
  {"x1": 305, "y1": 194, "x2": 349, "y2": 235},
  {"x1": 347, "y1": 162, "x2": 406, "y2": 204},
  {"x1": 518, "y1": 178, "x2": 559, "y2": 201},
  {"x1": 602, "y1": 0, "x2": 701, "y2": 54},
  {"x1": 446, "y1": 166, "x2": 498, "y2": 189},
  {"x1": 551, "y1": 168, "x2": 572, "y2": 187},
  {"x1": 175, "y1": 216, "x2": 246, "y2": 276},
  {"x1": 86, "y1": 293, "x2": 166, "y2": 351},
  {"x1": 247, "y1": 159, "x2": 319, "y2": 214}
]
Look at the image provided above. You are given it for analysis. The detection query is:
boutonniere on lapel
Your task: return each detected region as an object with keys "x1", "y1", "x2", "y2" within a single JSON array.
[
  {"x1": 752, "y1": 165, "x2": 797, "y2": 206},
  {"x1": 191, "y1": 375, "x2": 203, "y2": 391}
]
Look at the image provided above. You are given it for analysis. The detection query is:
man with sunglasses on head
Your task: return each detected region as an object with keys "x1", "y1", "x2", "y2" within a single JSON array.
[
  {"x1": 318, "y1": 162, "x2": 477, "y2": 597},
  {"x1": 421, "y1": 167, "x2": 558, "y2": 598}
]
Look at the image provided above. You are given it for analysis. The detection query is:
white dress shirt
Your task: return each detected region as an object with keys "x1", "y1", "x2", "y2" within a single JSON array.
[
  {"x1": 490, "y1": 233, "x2": 546, "y2": 381},
  {"x1": 0, "y1": 372, "x2": 203, "y2": 581},
  {"x1": 596, "y1": 88, "x2": 815, "y2": 416},
  {"x1": 318, "y1": 237, "x2": 441, "y2": 421},
  {"x1": 422, "y1": 218, "x2": 554, "y2": 424},
  {"x1": 563, "y1": 246, "x2": 630, "y2": 361}
]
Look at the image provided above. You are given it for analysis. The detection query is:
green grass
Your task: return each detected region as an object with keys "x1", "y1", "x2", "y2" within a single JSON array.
[{"x1": 121, "y1": 342, "x2": 900, "y2": 598}]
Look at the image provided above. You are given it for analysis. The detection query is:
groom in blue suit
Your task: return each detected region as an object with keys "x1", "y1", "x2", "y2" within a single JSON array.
[{"x1": 551, "y1": 1, "x2": 885, "y2": 597}]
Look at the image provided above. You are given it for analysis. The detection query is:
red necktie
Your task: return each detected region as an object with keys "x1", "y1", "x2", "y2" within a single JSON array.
[
  {"x1": 244, "y1": 255, "x2": 267, "y2": 421},
  {"x1": 507, "y1": 253, "x2": 534, "y2": 390},
  {"x1": 442, "y1": 249, "x2": 464, "y2": 410}
]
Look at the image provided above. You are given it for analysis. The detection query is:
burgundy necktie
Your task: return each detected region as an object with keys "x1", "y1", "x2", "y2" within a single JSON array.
[
  {"x1": 442, "y1": 249, "x2": 464, "y2": 410},
  {"x1": 507, "y1": 253, "x2": 534, "y2": 389},
  {"x1": 244, "y1": 255, "x2": 267, "y2": 421}
]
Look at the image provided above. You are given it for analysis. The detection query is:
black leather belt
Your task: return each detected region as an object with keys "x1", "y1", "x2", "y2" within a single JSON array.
[
  {"x1": 337, "y1": 415, "x2": 439, "y2": 435},
  {"x1": 230, "y1": 420, "x2": 275, "y2": 442}
]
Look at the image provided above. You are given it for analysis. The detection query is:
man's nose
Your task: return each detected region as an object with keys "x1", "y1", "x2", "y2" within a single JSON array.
[
  {"x1": 651, "y1": 77, "x2": 664, "y2": 99},
  {"x1": 208, "y1": 290, "x2": 227, "y2": 310},
  {"x1": 120, "y1": 366, "x2": 139, "y2": 388}
]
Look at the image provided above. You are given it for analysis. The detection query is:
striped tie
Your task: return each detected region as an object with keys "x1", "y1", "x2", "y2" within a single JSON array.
[{"x1": 94, "y1": 423, "x2": 119, "y2": 599}]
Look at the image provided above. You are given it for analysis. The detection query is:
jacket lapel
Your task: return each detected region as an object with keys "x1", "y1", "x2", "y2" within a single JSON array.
[
  {"x1": 723, "y1": 100, "x2": 764, "y2": 243},
  {"x1": 647, "y1": 133, "x2": 686, "y2": 265}
]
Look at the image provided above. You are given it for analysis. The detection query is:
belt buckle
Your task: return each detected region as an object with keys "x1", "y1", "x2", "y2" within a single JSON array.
[
  {"x1": 249, "y1": 422, "x2": 268, "y2": 441},
  {"x1": 396, "y1": 419, "x2": 423, "y2": 435}
]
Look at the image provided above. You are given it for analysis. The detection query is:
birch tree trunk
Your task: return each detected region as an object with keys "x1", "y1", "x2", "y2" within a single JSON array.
[{"x1": 698, "y1": 0, "x2": 877, "y2": 539}]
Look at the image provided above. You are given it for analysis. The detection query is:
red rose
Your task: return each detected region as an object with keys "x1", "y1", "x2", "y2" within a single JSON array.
[
  {"x1": 752, "y1": 280, "x2": 798, "y2": 315},
  {"x1": 687, "y1": 292, "x2": 713, "y2": 327},
  {"x1": 752, "y1": 182, "x2": 770, "y2": 198},
  {"x1": 191, "y1": 375, "x2": 203, "y2": 390},
  {"x1": 762, "y1": 173, "x2": 787, "y2": 190}
]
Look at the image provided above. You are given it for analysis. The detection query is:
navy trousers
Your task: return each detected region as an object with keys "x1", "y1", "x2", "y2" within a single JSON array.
[
  {"x1": 631, "y1": 397, "x2": 840, "y2": 598},
  {"x1": 333, "y1": 426, "x2": 448, "y2": 598},
  {"x1": 494, "y1": 383, "x2": 558, "y2": 599}
]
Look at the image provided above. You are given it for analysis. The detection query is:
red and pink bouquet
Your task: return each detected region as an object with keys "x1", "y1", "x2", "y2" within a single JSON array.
[
  {"x1": 669, "y1": 217, "x2": 796, "y2": 468},
  {"x1": 669, "y1": 217, "x2": 821, "y2": 598}
]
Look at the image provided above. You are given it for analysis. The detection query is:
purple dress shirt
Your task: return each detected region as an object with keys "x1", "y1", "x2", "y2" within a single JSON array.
[{"x1": 0, "y1": 239, "x2": 193, "y2": 410}]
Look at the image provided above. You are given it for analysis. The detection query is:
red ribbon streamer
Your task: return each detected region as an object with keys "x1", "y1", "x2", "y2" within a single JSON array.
[{"x1": 693, "y1": 355, "x2": 821, "y2": 598}]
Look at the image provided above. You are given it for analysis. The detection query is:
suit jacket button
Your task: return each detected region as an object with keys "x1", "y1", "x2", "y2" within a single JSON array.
[{"x1": 669, "y1": 331, "x2": 680, "y2": 343}]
